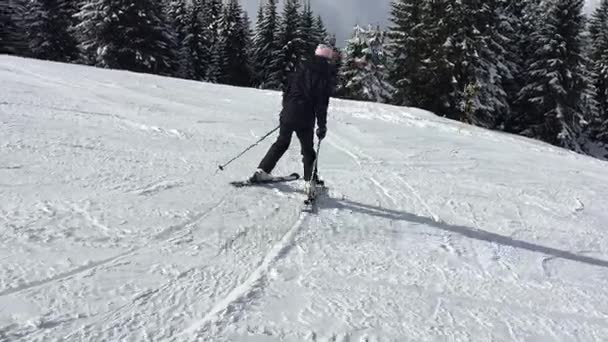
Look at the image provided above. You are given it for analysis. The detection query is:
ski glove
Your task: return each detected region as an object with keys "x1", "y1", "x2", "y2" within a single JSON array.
[{"x1": 316, "y1": 126, "x2": 327, "y2": 140}]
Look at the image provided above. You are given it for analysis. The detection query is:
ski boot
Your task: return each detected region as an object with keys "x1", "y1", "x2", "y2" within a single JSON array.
[{"x1": 249, "y1": 168, "x2": 273, "y2": 183}]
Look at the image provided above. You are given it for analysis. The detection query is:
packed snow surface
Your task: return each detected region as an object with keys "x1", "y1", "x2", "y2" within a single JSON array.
[{"x1": 1, "y1": 55, "x2": 608, "y2": 341}]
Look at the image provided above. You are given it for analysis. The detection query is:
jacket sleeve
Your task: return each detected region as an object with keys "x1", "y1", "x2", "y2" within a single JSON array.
[
  {"x1": 282, "y1": 72, "x2": 294, "y2": 107},
  {"x1": 313, "y1": 76, "x2": 330, "y2": 129}
]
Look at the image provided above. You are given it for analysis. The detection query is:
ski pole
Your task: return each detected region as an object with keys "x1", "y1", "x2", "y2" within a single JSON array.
[
  {"x1": 218, "y1": 125, "x2": 280, "y2": 171},
  {"x1": 310, "y1": 139, "x2": 322, "y2": 182}
]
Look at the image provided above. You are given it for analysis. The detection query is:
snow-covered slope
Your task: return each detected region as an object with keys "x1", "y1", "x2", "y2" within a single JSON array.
[{"x1": 2, "y1": 55, "x2": 608, "y2": 342}]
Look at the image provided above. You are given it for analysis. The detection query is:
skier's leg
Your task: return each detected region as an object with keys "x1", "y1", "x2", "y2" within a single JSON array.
[
  {"x1": 258, "y1": 124, "x2": 293, "y2": 173},
  {"x1": 295, "y1": 127, "x2": 316, "y2": 181}
]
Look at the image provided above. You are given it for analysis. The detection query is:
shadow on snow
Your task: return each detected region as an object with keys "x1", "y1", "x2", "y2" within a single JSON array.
[{"x1": 268, "y1": 182, "x2": 608, "y2": 269}]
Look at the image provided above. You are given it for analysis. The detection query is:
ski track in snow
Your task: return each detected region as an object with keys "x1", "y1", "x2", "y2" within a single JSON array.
[
  {"x1": 0, "y1": 189, "x2": 233, "y2": 300},
  {"x1": 135, "y1": 179, "x2": 186, "y2": 197},
  {"x1": 0, "y1": 251, "x2": 135, "y2": 298},
  {"x1": 2, "y1": 56, "x2": 608, "y2": 341},
  {"x1": 183, "y1": 213, "x2": 308, "y2": 337}
]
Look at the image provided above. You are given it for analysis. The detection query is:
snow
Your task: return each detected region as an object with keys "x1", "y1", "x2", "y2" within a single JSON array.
[{"x1": 1, "y1": 55, "x2": 608, "y2": 341}]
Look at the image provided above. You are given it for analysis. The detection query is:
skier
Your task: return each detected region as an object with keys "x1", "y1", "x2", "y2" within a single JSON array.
[{"x1": 249, "y1": 44, "x2": 335, "y2": 188}]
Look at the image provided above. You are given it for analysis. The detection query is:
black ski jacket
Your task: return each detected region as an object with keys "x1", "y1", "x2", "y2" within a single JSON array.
[{"x1": 280, "y1": 56, "x2": 333, "y2": 129}]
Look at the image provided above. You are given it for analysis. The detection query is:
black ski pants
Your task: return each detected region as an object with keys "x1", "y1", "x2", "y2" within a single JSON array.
[{"x1": 258, "y1": 123, "x2": 317, "y2": 181}]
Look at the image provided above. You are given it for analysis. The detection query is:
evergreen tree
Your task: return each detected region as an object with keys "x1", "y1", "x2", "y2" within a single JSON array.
[
  {"x1": 184, "y1": 0, "x2": 210, "y2": 80},
  {"x1": 472, "y1": 1, "x2": 513, "y2": 128},
  {"x1": 166, "y1": 0, "x2": 189, "y2": 35},
  {"x1": 23, "y1": 0, "x2": 78, "y2": 62},
  {"x1": 339, "y1": 25, "x2": 367, "y2": 99},
  {"x1": 252, "y1": 0, "x2": 279, "y2": 88},
  {"x1": 441, "y1": 0, "x2": 511, "y2": 128},
  {"x1": 488, "y1": 1, "x2": 518, "y2": 129},
  {"x1": 387, "y1": 0, "x2": 428, "y2": 107},
  {"x1": 388, "y1": 0, "x2": 514, "y2": 128},
  {"x1": 300, "y1": 0, "x2": 317, "y2": 61},
  {"x1": 166, "y1": 0, "x2": 192, "y2": 78},
  {"x1": 339, "y1": 25, "x2": 394, "y2": 103},
  {"x1": 214, "y1": 0, "x2": 252, "y2": 86},
  {"x1": 589, "y1": 0, "x2": 608, "y2": 143},
  {"x1": 388, "y1": 0, "x2": 454, "y2": 114},
  {"x1": 516, "y1": 0, "x2": 594, "y2": 151},
  {"x1": 256, "y1": 1, "x2": 264, "y2": 29},
  {"x1": 252, "y1": 2, "x2": 265, "y2": 86},
  {"x1": 0, "y1": 0, "x2": 27, "y2": 55},
  {"x1": 243, "y1": 11, "x2": 255, "y2": 84},
  {"x1": 314, "y1": 15, "x2": 328, "y2": 44},
  {"x1": 267, "y1": 0, "x2": 305, "y2": 90},
  {"x1": 502, "y1": 0, "x2": 544, "y2": 132},
  {"x1": 76, "y1": 0, "x2": 177, "y2": 75},
  {"x1": 414, "y1": 0, "x2": 453, "y2": 115},
  {"x1": 204, "y1": 0, "x2": 224, "y2": 82}
]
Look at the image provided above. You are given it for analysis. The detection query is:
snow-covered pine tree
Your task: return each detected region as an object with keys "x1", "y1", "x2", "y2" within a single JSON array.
[
  {"x1": 516, "y1": 0, "x2": 594, "y2": 151},
  {"x1": 314, "y1": 15, "x2": 328, "y2": 45},
  {"x1": 471, "y1": 0, "x2": 513, "y2": 129},
  {"x1": 256, "y1": 2, "x2": 263, "y2": 29},
  {"x1": 414, "y1": 0, "x2": 453, "y2": 115},
  {"x1": 387, "y1": 0, "x2": 428, "y2": 107},
  {"x1": 243, "y1": 11, "x2": 254, "y2": 84},
  {"x1": 183, "y1": 0, "x2": 210, "y2": 80},
  {"x1": 502, "y1": 0, "x2": 543, "y2": 132},
  {"x1": 442, "y1": 0, "x2": 511, "y2": 129},
  {"x1": 23, "y1": 0, "x2": 78, "y2": 62},
  {"x1": 267, "y1": 0, "x2": 305, "y2": 90},
  {"x1": 213, "y1": 0, "x2": 252, "y2": 86},
  {"x1": 339, "y1": 25, "x2": 394, "y2": 103},
  {"x1": 76, "y1": 0, "x2": 177, "y2": 76},
  {"x1": 497, "y1": 1, "x2": 524, "y2": 130},
  {"x1": 339, "y1": 25, "x2": 366, "y2": 99},
  {"x1": 366, "y1": 27, "x2": 395, "y2": 102},
  {"x1": 252, "y1": 0, "x2": 278, "y2": 88},
  {"x1": 252, "y1": 2, "x2": 265, "y2": 87},
  {"x1": 300, "y1": 0, "x2": 317, "y2": 61},
  {"x1": 166, "y1": 0, "x2": 188, "y2": 30},
  {"x1": 388, "y1": 0, "x2": 513, "y2": 128},
  {"x1": 166, "y1": 0, "x2": 193, "y2": 78},
  {"x1": 589, "y1": 0, "x2": 608, "y2": 143},
  {"x1": 0, "y1": 0, "x2": 27, "y2": 55},
  {"x1": 203, "y1": 0, "x2": 224, "y2": 82},
  {"x1": 388, "y1": 0, "x2": 452, "y2": 112}
]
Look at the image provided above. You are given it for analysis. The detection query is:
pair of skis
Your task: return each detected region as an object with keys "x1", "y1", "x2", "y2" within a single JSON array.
[
  {"x1": 229, "y1": 141, "x2": 325, "y2": 211},
  {"x1": 229, "y1": 172, "x2": 324, "y2": 211}
]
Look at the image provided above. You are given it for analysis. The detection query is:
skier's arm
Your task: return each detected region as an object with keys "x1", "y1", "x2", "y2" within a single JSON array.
[
  {"x1": 315, "y1": 89, "x2": 329, "y2": 130},
  {"x1": 282, "y1": 72, "x2": 293, "y2": 107},
  {"x1": 314, "y1": 77, "x2": 330, "y2": 130},
  {"x1": 316, "y1": 64, "x2": 338, "y2": 130}
]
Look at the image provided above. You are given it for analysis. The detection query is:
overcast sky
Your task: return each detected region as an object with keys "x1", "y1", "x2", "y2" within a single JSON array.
[{"x1": 242, "y1": 0, "x2": 602, "y2": 44}]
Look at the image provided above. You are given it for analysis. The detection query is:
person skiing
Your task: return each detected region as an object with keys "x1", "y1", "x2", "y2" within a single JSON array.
[{"x1": 249, "y1": 44, "x2": 335, "y2": 187}]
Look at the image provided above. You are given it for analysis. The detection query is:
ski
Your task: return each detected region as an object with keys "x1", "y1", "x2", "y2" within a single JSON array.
[{"x1": 230, "y1": 173, "x2": 300, "y2": 188}]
